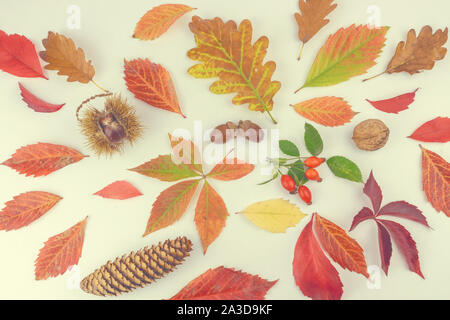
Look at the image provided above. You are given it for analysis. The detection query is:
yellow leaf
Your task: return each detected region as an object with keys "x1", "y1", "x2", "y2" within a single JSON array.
[{"x1": 238, "y1": 199, "x2": 306, "y2": 233}]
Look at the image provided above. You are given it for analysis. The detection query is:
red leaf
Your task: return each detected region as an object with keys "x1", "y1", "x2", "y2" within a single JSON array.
[
  {"x1": 207, "y1": 158, "x2": 254, "y2": 181},
  {"x1": 170, "y1": 266, "x2": 277, "y2": 300},
  {"x1": 377, "y1": 201, "x2": 429, "y2": 227},
  {"x1": 0, "y1": 191, "x2": 62, "y2": 231},
  {"x1": 2, "y1": 142, "x2": 87, "y2": 177},
  {"x1": 124, "y1": 58, "x2": 184, "y2": 117},
  {"x1": 0, "y1": 30, "x2": 47, "y2": 79},
  {"x1": 375, "y1": 220, "x2": 392, "y2": 276},
  {"x1": 378, "y1": 219, "x2": 424, "y2": 278},
  {"x1": 409, "y1": 117, "x2": 450, "y2": 142},
  {"x1": 420, "y1": 145, "x2": 449, "y2": 216},
  {"x1": 35, "y1": 216, "x2": 87, "y2": 280},
  {"x1": 293, "y1": 218, "x2": 343, "y2": 300},
  {"x1": 364, "y1": 171, "x2": 383, "y2": 213},
  {"x1": 19, "y1": 82, "x2": 64, "y2": 113},
  {"x1": 366, "y1": 88, "x2": 418, "y2": 114},
  {"x1": 94, "y1": 180, "x2": 142, "y2": 200},
  {"x1": 349, "y1": 207, "x2": 374, "y2": 231}
]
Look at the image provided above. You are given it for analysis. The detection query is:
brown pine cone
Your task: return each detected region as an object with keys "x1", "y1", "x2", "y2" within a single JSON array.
[{"x1": 80, "y1": 237, "x2": 192, "y2": 296}]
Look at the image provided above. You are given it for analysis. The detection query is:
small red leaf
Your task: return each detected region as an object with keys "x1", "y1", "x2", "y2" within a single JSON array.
[
  {"x1": 207, "y1": 158, "x2": 254, "y2": 181},
  {"x1": 349, "y1": 207, "x2": 374, "y2": 231},
  {"x1": 364, "y1": 171, "x2": 383, "y2": 213},
  {"x1": 19, "y1": 83, "x2": 64, "y2": 113},
  {"x1": 377, "y1": 201, "x2": 429, "y2": 227},
  {"x1": 409, "y1": 117, "x2": 450, "y2": 142},
  {"x1": 375, "y1": 220, "x2": 392, "y2": 276},
  {"x1": 94, "y1": 181, "x2": 142, "y2": 200},
  {"x1": 0, "y1": 30, "x2": 47, "y2": 79},
  {"x1": 366, "y1": 88, "x2": 418, "y2": 114}
]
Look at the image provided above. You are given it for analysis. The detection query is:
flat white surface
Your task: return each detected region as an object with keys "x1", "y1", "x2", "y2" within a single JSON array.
[{"x1": 0, "y1": 0, "x2": 449, "y2": 300}]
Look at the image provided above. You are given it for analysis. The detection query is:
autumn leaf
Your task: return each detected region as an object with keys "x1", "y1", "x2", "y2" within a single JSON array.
[
  {"x1": 420, "y1": 145, "x2": 449, "y2": 216},
  {"x1": 294, "y1": 0, "x2": 337, "y2": 60},
  {"x1": 365, "y1": 26, "x2": 448, "y2": 81},
  {"x1": 366, "y1": 88, "x2": 419, "y2": 114},
  {"x1": 291, "y1": 97, "x2": 356, "y2": 127},
  {"x1": 170, "y1": 266, "x2": 277, "y2": 300},
  {"x1": 19, "y1": 82, "x2": 65, "y2": 113},
  {"x1": 133, "y1": 4, "x2": 195, "y2": 40},
  {"x1": 0, "y1": 30, "x2": 47, "y2": 79},
  {"x1": 35, "y1": 216, "x2": 87, "y2": 280},
  {"x1": 0, "y1": 192, "x2": 62, "y2": 231},
  {"x1": 169, "y1": 134, "x2": 203, "y2": 174},
  {"x1": 377, "y1": 201, "x2": 430, "y2": 227},
  {"x1": 195, "y1": 181, "x2": 228, "y2": 253},
  {"x1": 124, "y1": 58, "x2": 184, "y2": 117},
  {"x1": 409, "y1": 117, "x2": 450, "y2": 143},
  {"x1": 143, "y1": 179, "x2": 201, "y2": 236},
  {"x1": 207, "y1": 158, "x2": 254, "y2": 181},
  {"x1": 93, "y1": 180, "x2": 142, "y2": 200},
  {"x1": 349, "y1": 207, "x2": 374, "y2": 231},
  {"x1": 364, "y1": 171, "x2": 383, "y2": 213},
  {"x1": 39, "y1": 32, "x2": 95, "y2": 84},
  {"x1": 296, "y1": 24, "x2": 388, "y2": 92},
  {"x1": 187, "y1": 16, "x2": 281, "y2": 124},
  {"x1": 293, "y1": 218, "x2": 343, "y2": 300},
  {"x1": 237, "y1": 199, "x2": 306, "y2": 233},
  {"x1": 375, "y1": 220, "x2": 392, "y2": 275},
  {"x1": 2, "y1": 142, "x2": 87, "y2": 177}
]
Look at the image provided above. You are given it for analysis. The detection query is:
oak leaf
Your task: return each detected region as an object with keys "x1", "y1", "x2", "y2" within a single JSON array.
[
  {"x1": 19, "y1": 82, "x2": 65, "y2": 113},
  {"x1": 187, "y1": 16, "x2": 281, "y2": 124},
  {"x1": 94, "y1": 180, "x2": 142, "y2": 200},
  {"x1": 366, "y1": 88, "x2": 419, "y2": 114},
  {"x1": 170, "y1": 266, "x2": 277, "y2": 300},
  {"x1": 0, "y1": 191, "x2": 62, "y2": 231},
  {"x1": 35, "y1": 216, "x2": 87, "y2": 280},
  {"x1": 40, "y1": 32, "x2": 95, "y2": 83},
  {"x1": 409, "y1": 117, "x2": 450, "y2": 143}
]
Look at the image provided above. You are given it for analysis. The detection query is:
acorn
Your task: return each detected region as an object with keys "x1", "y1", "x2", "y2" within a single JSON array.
[{"x1": 78, "y1": 93, "x2": 142, "y2": 156}]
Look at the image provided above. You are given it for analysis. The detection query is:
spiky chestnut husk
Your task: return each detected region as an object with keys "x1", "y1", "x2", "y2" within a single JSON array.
[{"x1": 79, "y1": 94, "x2": 142, "y2": 156}]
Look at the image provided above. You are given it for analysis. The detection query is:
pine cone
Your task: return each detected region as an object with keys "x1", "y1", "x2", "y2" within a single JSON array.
[{"x1": 80, "y1": 236, "x2": 192, "y2": 296}]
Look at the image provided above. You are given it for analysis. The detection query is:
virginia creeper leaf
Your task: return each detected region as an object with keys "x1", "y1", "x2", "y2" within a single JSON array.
[
  {"x1": 19, "y1": 82, "x2": 65, "y2": 113},
  {"x1": 377, "y1": 201, "x2": 429, "y2": 227},
  {"x1": 375, "y1": 220, "x2": 392, "y2": 276},
  {"x1": 93, "y1": 181, "x2": 142, "y2": 200},
  {"x1": 304, "y1": 123, "x2": 323, "y2": 156},
  {"x1": 366, "y1": 88, "x2": 419, "y2": 114},
  {"x1": 364, "y1": 170, "x2": 383, "y2": 213},
  {"x1": 409, "y1": 117, "x2": 450, "y2": 143},
  {"x1": 326, "y1": 156, "x2": 363, "y2": 182},
  {"x1": 207, "y1": 158, "x2": 254, "y2": 181},
  {"x1": 349, "y1": 207, "x2": 374, "y2": 232},
  {"x1": 279, "y1": 140, "x2": 300, "y2": 157},
  {"x1": 169, "y1": 134, "x2": 203, "y2": 174}
]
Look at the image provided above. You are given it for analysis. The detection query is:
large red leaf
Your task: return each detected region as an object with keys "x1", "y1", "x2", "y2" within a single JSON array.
[
  {"x1": 420, "y1": 145, "x2": 449, "y2": 216},
  {"x1": 364, "y1": 170, "x2": 383, "y2": 213},
  {"x1": 93, "y1": 180, "x2": 142, "y2": 200},
  {"x1": 377, "y1": 219, "x2": 424, "y2": 278},
  {"x1": 2, "y1": 142, "x2": 87, "y2": 177},
  {"x1": 19, "y1": 82, "x2": 64, "y2": 113},
  {"x1": 35, "y1": 216, "x2": 87, "y2": 280},
  {"x1": 377, "y1": 201, "x2": 429, "y2": 227},
  {"x1": 349, "y1": 207, "x2": 374, "y2": 231},
  {"x1": 409, "y1": 117, "x2": 450, "y2": 143},
  {"x1": 124, "y1": 58, "x2": 184, "y2": 117},
  {"x1": 207, "y1": 158, "x2": 254, "y2": 181},
  {"x1": 293, "y1": 218, "x2": 343, "y2": 300},
  {"x1": 375, "y1": 220, "x2": 392, "y2": 276},
  {"x1": 170, "y1": 266, "x2": 277, "y2": 300},
  {"x1": 194, "y1": 181, "x2": 228, "y2": 253},
  {"x1": 313, "y1": 213, "x2": 369, "y2": 277},
  {"x1": 0, "y1": 30, "x2": 47, "y2": 79},
  {"x1": 0, "y1": 191, "x2": 62, "y2": 231},
  {"x1": 366, "y1": 88, "x2": 418, "y2": 114}
]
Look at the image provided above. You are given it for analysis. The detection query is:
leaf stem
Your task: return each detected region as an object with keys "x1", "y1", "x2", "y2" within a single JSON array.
[
  {"x1": 91, "y1": 79, "x2": 109, "y2": 93},
  {"x1": 362, "y1": 70, "x2": 386, "y2": 82},
  {"x1": 294, "y1": 85, "x2": 304, "y2": 94},
  {"x1": 297, "y1": 42, "x2": 305, "y2": 61}
]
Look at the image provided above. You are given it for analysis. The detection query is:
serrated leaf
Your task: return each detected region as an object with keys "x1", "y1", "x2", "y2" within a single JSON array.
[
  {"x1": 279, "y1": 140, "x2": 300, "y2": 157},
  {"x1": 288, "y1": 160, "x2": 308, "y2": 186},
  {"x1": 377, "y1": 201, "x2": 429, "y2": 227},
  {"x1": 238, "y1": 199, "x2": 306, "y2": 233},
  {"x1": 375, "y1": 220, "x2": 392, "y2": 276},
  {"x1": 349, "y1": 207, "x2": 374, "y2": 231},
  {"x1": 169, "y1": 134, "x2": 203, "y2": 174},
  {"x1": 207, "y1": 158, "x2": 254, "y2": 181},
  {"x1": 326, "y1": 156, "x2": 363, "y2": 182},
  {"x1": 0, "y1": 191, "x2": 62, "y2": 231},
  {"x1": 409, "y1": 117, "x2": 450, "y2": 143},
  {"x1": 35, "y1": 217, "x2": 87, "y2": 280},
  {"x1": 291, "y1": 96, "x2": 356, "y2": 127},
  {"x1": 19, "y1": 82, "x2": 65, "y2": 113},
  {"x1": 364, "y1": 171, "x2": 383, "y2": 213},
  {"x1": 93, "y1": 181, "x2": 142, "y2": 200},
  {"x1": 304, "y1": 123, "x2": 323, "y2": 156},
  {"x1": 2, "y1": 142, "x2": 87, "y2": 177}
]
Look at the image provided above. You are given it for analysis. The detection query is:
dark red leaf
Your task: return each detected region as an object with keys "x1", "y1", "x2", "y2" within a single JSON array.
[
  {"x1": 378, "y1": 219, "x2": 424, "y2": 278},
  {"x1": 375, "y1": 221, "x2": 392, "y2": 276},
  {"x1": 19, "y1": 83, "x2": 64, "y2": 113},
  {"x1": 364, "y1": 171, "x2": 383, "y2": 213},
  {"x1": 408, "y1": 117, "x2": 450, "y2": 143},
  {"x1": 377, "y1": 201, "x2": 429, "y2": 227},
  {"x1": 94, "y1": 180, "x2": 142, "y2": 200},
  {"x1": 366, "y1": 88, "x2": 418, "y2": 114},
  {"x1": 349, "y1": 207, "x2": 374, "y2": 231}
]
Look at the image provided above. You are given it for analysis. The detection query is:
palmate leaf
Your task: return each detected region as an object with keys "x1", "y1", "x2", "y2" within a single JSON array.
[{"x1": 187, "y1": 16, "x2": 281, "y2": 124}]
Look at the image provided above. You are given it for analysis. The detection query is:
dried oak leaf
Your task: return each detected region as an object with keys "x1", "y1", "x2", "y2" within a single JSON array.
[
  {"x1": 40, "y1": 31, "x2": 95, "y2": 83},
  {"x1": 187, "y1": 16, "x2": 281, "y2": 124}
]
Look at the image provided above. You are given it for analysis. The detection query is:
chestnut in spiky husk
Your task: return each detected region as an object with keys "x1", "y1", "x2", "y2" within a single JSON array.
[{"x1": 79, "y1": 94, "x2": 142, "y2": 156}]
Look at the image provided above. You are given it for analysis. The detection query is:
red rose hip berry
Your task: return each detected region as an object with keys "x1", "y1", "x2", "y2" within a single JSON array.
[
  {"x1": 305, "y1": 168, "x2": 322, "y2": 182},
  {"x1": 304, "y1": 156, "x2": 325, "y2": 168},
  {"x1": 281, "y1": 175, "x2": 296, "y2": 192},
  {"x1": 298, "y1": 185, "x2": 312, "y2": 205}
]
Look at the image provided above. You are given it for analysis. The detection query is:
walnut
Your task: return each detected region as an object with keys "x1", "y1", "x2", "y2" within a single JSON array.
[{"x1": 352, "y1": 119, "x2": 389, "y2": 151}]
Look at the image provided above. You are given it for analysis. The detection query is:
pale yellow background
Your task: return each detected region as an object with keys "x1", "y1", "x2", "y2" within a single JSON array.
[{"x1": 0, "y1": 0, "x2": 449, "y2": 300}]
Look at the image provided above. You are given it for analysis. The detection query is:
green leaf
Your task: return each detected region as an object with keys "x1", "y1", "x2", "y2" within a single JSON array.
[
  {"x1": 279, "y1": 140, "x2": 300, "y2": 157},
  {"x1": 258, "y1": 172, "x2": 279, "y2": 185},
  {"x1": 288, "y1": 160, "x2": 307, "y2": 186},
  {"x1": 327, "y1": 156, "x2": 363, "y2": 183},
  {"x1": 304, "y1": 123, "x2": 323, "y2": 156}
]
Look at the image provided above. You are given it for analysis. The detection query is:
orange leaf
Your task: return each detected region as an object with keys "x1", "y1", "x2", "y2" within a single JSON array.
[
  {"x1": 194, "y1": 181, "x2": 228, "y2": 253},
  {"x1": 2, "y1": 142, "x2": 87, "y2": 177},
  {"x1": 124, "y1": 58, "x2": 184, "y2": 117},
  {"x1": 169, "y1": 134, "x2": 203, "y2": 174},
  {"x1": 0, "y1": 191, "x2": 62, "y2": 231},
  {"x1": 420, "y1": 145, "x2": 449, "y2": 216},
  {"x1": 93, "y1": 180, "x2": 142, "y2": 200},
  {"x1": 133, "y1": 4, "x2": 195, "y2": 40},
  {"x1": 35, "y1": 216, "x2": 87, "y2": 280},
  {"x1": 170, "y1": 266, "x2": 277, "y2": 300},
  {"x1": 313, "y1": 213, "x2": 369, "y2": 277},
  {"x1": 144, "y1": 179, "x2": 200, "y2": 236},
  {"x1": 291, "y1": 96, "x2": 356, "y2": 127},
  {"x1": 207, "y1": 158, "x2": 254, "y2": 181}
]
